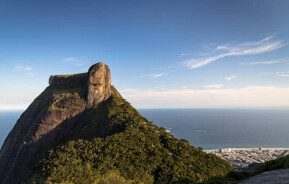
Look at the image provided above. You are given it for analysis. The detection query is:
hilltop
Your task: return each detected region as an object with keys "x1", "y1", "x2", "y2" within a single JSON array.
[{"x1": 0, "y1": 62, "x2": 231, "y2": 184}]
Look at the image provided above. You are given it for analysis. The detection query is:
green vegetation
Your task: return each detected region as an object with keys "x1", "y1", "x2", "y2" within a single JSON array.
[
  {"x1": 46, "y1": 73, "x2": 87, "y2": 112},
  {"x1": 46, "y1": 82, "x2": 85, "y2": 113},
  {"x1": 255, "y1": 155, "x2": 289, "y2": 173},
  {"x1": 49, "y1": 80, "x2": 85, "y2": 95},
  {"x1": 26, "y1": 93, "x2": 232, "y2": 184},
  {"x1": 50, "y1": 85, "x2": 84, "y2": 95},
  {"x1": 49, "y1": 72, "x2": 87, "y2": 95},
  {"x1": 213, "y1": 155, "x2": 289, "y2": 183},
  {"x1": 48, "y1": 92, "x2": 83, "y2": 112},
  {"x1": 51, "y1": 73, "x2": 86, "y2": 79},
  {"x1": 12, "y1": 65, "x2": 289, "y2": 184},
  {"x1": 51, "y1": 74, "x2": 75, "y2": 78}
]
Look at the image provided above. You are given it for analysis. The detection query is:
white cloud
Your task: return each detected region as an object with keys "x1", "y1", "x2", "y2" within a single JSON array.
[
  {"x1": 203, "y1": 84, "x2": 224, "y2": 89},
  {"x1": 154, "y1": 85, "x2": 168, "y2": 90},
  {"x1": 258, "y1": 71, "x2": 289, "y2": 77},
  {"x1": 277, "y1": 74, "x2": 289, "y2": 77},
  {"x1": 140, "y1": 73, "x2": 167, "y2": 78},
  {"x1": 2, "y1": 85, "x2": 289, "y2": 110},
  {"x1": 178, "y1": 52, "x2": 194, "y2": 57},
  {"x1": 13, "y1": 65, "x2": 35, "y2": 76},
  {"x1": 225, "y1": 75, "x2": 236, "y2": 81},
  {"x1": 184, "y1": 35, "x2": 285, "y2": 69},
  {"x1": 150, "y1": 73, "x2": 166, "y2": 78},
  {"x1": 239, "y1": 60, "x2": 287, "y2": 66},
  {"x1": 62, "y1": 57, "x2": 91, "y2": 67},
  {"x1": 0, "y1": 85, "x2": 43, "y2": 110},
  {"x1": 274, "y1": 71, "x2": 289, "y2": 77},
  {"x1": 13, "y1": 65, "x2": 32, "y2": 71},
  {"x1": 119, "y1": 86, "x2": 289, "y2": 108}
]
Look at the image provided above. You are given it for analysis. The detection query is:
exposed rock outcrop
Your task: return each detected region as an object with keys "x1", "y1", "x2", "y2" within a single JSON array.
[{"x1": 87, "y1": 62, "x2": 112, "y2": 108}]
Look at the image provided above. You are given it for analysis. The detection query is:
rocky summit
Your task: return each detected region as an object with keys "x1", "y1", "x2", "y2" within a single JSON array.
[{"x1": 0, "y1": 62, "x2": 231, "y2": 184}]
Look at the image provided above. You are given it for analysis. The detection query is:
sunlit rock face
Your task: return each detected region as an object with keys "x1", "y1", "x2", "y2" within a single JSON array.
[{"x1": 87, "y1": 62, "x2": 112, "y2": 108}]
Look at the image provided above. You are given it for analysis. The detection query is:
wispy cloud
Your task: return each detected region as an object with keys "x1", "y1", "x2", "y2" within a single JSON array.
[
  {"x1": 203, "y1": 84, "x2": 224, "y2": 89},
  {"x1": 225, "y1": 75, "x2": 236, "y2": 81},
  {"x1": 182, "y1": 85, "x2": 189, "y2": 89},
  {"x1": 277, "y1": 74, "x2": 289, "y2": 77},
  {"x1": 258, "y1": 71, "x2": 289, "y2": 77},
  {"x1": 119, "y1": 86, "x2": 289, "y2": 108},
  {"x1": 184, "y1": 35, "x2": 286, "y2": 69},
  {"x1": 140, "y1": 72, "x2": 167, "y2": 79},
  {"x1": 0, "y1": 85, "x2": 42, "y2": 110},
  {"x1": 13, "y1": 65, "x2": 32, "y2": 71},
  {"x1": 13, "y1": 65, "x2": 35, "y2": 76},
  {"x1": 150, "y1": 73, "x2": 166, "y2": 78},
  {"x1": 140, "y1": 64, "x2": 180, "y2": 79},
  {"x1": 62, "y1": 57, "x2": 91, "y2": 67},
  {"x1": 275, "y1": 71, "x2": 289, "y2": 77},
  {"x1": 178, "y1": 52, "x2": 194, "y2": 57},
  {"x1": 239, "y1": 60, "x2": 287, "y2": 66}
]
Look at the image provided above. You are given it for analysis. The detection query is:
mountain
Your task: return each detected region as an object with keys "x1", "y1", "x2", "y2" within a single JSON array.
[{"x1": 0, "y1": 62, "x2": 231, "y2": 184}]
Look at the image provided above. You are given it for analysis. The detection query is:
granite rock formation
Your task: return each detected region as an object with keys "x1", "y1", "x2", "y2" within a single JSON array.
[
  {"x1": 87, "y1": 63, "x2": 112, "y2": 108},
  {"x1": 0, "y1": 62, "x2": 113, "y2": 184}
]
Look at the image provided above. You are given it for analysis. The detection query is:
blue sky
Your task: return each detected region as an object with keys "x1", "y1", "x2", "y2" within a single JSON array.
[{"x1": 1, "y1": 0, "x2": 289, "y2": 109}]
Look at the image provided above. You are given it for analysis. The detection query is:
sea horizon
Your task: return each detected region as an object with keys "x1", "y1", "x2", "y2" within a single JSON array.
[
  {"x1": 1, "y1": 108, "x2": 289, "y2": 150},
  {"x1": 2, "y1": 107, "x2": 289, "y2": 111}
]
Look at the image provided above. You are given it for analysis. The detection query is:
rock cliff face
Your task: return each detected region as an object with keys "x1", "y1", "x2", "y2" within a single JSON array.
[
  {"x1": 87, "y1": 63, "x2": 112, "y2": 108},
  {"x1": 0, "y1": 62, "x2": 114, "y2": 184}
]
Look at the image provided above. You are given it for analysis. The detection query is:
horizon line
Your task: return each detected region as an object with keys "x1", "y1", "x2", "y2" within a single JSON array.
[{"x1": 2, "y1": 106, "x2": 289, "y2": 111}]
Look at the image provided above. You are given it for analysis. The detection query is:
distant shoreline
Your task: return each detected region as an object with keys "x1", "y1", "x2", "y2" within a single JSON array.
[
  {"x1": 205, "y1": 147, "x2": 289, "y2": 153},
  {"x1": 206, "y1": 147, "x2": 289, "y2": 169}
]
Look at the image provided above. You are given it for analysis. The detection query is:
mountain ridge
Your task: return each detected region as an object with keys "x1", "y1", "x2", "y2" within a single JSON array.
[{"x1": 0, "y1": 62, "x2": 232, "y2": 184}]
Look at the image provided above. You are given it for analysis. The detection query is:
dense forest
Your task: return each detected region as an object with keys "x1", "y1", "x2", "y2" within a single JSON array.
[{"x1": 26, "y1": 94, "x2": 232, "y2": 183}]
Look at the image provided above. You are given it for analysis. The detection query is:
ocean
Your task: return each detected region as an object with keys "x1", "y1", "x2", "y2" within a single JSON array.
[
  {"x1": 1, "y1": 109, "x2": 289, "y2": 150},
  {"x1": 0, "y1": 111, "x2": 22, "y2": 147},
  {"x1": 140, "y1": 109, "x2": 289, "y2": 150}
]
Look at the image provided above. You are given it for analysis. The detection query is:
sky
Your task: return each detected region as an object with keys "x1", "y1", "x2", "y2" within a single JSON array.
[{"x1": 1, "y1": 0, "x2": 289, "y2": 109}]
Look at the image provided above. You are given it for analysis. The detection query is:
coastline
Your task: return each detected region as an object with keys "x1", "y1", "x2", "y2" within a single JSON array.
[{"x1": 205, "y1": 147, "x2": 289, "y2": 169}]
